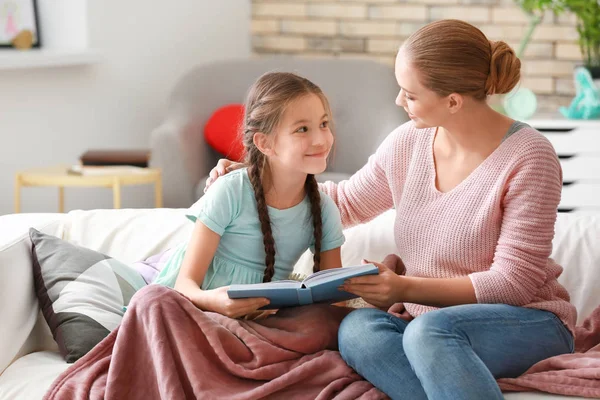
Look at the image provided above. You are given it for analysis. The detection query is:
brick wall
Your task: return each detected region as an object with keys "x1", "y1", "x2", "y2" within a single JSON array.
[{"x1": 251, "y1": 0, "x2": 583, "y2": 114}]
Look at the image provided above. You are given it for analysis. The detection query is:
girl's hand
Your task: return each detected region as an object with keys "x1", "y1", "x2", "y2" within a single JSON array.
[
  {"x1": 201, "y1": 286, "x2": 270, "y2": 319},
  {"x1": 340, "y1": 260, "x2": 407, "y2": 309},
  {"x1": 204, "y1": 159, "x2": 245, "y2": 192}
]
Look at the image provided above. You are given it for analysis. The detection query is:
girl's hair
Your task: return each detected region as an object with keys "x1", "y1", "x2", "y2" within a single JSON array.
[
  {"x1": 402, "y1": 19, "x2": 521, "y2": 100},
  {"x1": 242, "y1": 72, "x2": 332, "y2": 283}
]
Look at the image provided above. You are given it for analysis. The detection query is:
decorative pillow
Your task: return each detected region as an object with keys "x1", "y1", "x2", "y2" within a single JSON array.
[
  {"x1": 204, "y1": 103, "x2": 245, "y2": 162},
  {"x1": 30, "y1": 228, "x2": 147, "y2": 363}
]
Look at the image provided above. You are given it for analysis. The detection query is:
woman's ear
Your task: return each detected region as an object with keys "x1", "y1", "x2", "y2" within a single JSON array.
[
  {"x1": 447, "y1": 93, "x2": 464, "y2": 114},
  {"x1": 253, "y1": 132, "x2": 273, "y2": 156}
]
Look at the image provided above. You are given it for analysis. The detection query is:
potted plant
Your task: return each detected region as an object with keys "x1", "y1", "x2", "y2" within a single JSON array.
[
  {"x1": 499, "y1": 1, "x2": 565, "y2": 119},
  {"x1": 562, "y1": 0, "x2": 600, "y2": 78},
  {"x1": 512, "y1": 0, "x2": 600, "y2": 119},
  {"x1": 513, "y1": 0, "x2": 565, "y2": 58}
]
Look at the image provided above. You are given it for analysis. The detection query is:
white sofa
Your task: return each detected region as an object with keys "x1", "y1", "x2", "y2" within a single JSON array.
[{"x1": 1, "y1": 208, "x2": 599, "y2": 400}]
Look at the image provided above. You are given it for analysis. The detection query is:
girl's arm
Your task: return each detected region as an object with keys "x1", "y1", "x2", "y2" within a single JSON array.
[
  {"x1": 174, "y1": 221, "x2": 219, "y2": 307},
  {"x1": 318, "y1": 247, "x2": 347, "y2": 307},
  {"x1": 316, "y1": 193, "x2": 345, "y2": 271},
  {"x1": 319, "y1": 247, "x2": 342, "y2": 271},
  {"x1": 175, "y1": 221, "x2": 269, "y2": 318}
]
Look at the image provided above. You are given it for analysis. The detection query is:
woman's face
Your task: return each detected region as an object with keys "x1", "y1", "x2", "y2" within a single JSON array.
[{"x1": 394, "y1": 49, "x2": 450, "y2": 129}]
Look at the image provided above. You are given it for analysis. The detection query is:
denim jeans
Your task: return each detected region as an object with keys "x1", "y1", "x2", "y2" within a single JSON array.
[{"x1": 338, "y1": 304, "x2": 574, "y2": 400}]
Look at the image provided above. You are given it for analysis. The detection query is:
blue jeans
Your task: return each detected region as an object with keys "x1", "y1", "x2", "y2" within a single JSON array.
[{"x1": 338, "y1": 304, "x2": 574, "y2": 400}]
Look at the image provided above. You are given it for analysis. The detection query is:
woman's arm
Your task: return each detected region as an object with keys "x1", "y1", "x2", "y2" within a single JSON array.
[
  {"x1": 175, "y1": 221, "x2": 269, "y2": 318},
  {"x1": 344, "y1": 136, "x2": 563, "y2": 309},
  {"x1": 341, "y1": 262, "x2": 476, "y2": 309},
  {"x1": 403, "y1": 276, "x2": 477, "y2": 306},
  {"x1": 208, "y1": 157, "x2": 395, "y2": 230},
  {"x1": 207, "y1": 124, "x2": 411, "y2": 229},
  {"x1": 468, "y1": 141, "x2": 562, "y2": 306},
  {"x1": 319, "y1": 127, "x2": 405, "y2": 228}
]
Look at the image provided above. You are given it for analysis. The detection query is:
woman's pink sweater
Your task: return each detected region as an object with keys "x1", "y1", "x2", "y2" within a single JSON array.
[{"x1": 321, "y1": 122, "x2": 577, "y2": 332}]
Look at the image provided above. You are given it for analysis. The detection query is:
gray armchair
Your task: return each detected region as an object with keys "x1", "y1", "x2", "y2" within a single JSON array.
[{"x1": 150, "y1": 57, "x2": 407, "y2": 209}]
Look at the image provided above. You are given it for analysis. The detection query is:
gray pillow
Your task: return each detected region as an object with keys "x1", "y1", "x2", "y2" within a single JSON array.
[{"x1": 30, "y1": 228, "x2": 146, "y2": 363}]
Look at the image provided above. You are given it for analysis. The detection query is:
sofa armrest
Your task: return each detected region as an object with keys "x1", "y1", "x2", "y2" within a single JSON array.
[
  {"x1": 0, "y1": 214, "x2": 65, "y2": 374},
  {"x1": 149, "y1": 122, "x2": 196, "y2": 208},
  {"x1": 150, "y1": 120, "x2": 218, "y2": 208}
]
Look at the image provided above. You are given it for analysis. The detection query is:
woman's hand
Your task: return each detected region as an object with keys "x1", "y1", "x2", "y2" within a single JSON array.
[
  {"x1": 340, "y1": 260, "x2": 407, "y2": 309},
  {"x1": 341, "y1": 256, "x2": 478, "y2": 308},
  {"x1": 204, "y1": 159, "x2": 245, "y2": 192},
  {"x1": 381, "y1": 253, "x2": 406, "y2": 275},
  {"x1": 198, "y1": 286, "x2": 270, "y2": 319},
  {"x1": 243, "y1": 309, "x2": 278, "y2": 321}
]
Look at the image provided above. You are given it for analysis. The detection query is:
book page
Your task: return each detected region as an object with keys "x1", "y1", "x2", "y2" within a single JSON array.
[
  {"x1": 303, "y1": 264, "x2": 376, "y2": 285},
  {"x1": 230, "y1": 281, "x2": 301, "y2": 290},
  {"x1": 302, "y1": 268, "x2": 349, "y2": 283}
]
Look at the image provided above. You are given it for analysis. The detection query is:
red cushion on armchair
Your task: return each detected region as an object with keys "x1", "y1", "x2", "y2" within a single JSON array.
[{"x1": 204, "y1": 104, "x2": 245, "y2": 162}]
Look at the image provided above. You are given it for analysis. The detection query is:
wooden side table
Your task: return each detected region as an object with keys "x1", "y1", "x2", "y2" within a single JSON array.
[{"x1": 14, "y1": 165, "x2": 163, "y2": 213}]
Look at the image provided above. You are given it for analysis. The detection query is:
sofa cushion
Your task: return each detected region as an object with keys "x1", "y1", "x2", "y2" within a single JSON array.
[
  {"x1": 552, "y1": 213, "x2": 600, "y2": 324},
  {"x1": 30, "y1": 229, "x2": 146, "y2": 363},
  {"x1": 0, "y1": 351, "x2": 68, "y2": 400}
]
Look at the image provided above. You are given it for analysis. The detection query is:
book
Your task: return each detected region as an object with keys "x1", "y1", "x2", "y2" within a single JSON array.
[
  {"x1": 67, "y1": 165, "x2": 150, "y2": 176},
  {"x1": 79, "y1": 150, "x2": 151, "y2": 168},
  {"x1": 227, "y1": 264, "x2": 378, "y2": 309}
]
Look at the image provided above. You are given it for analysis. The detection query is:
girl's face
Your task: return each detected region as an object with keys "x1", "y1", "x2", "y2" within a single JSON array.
[
  {"x1": 267, "y1": 93, "x2": 333, "y2": 176},
  {"x1": 394, "y1": 49, "x2": 450, "y2": 129}
]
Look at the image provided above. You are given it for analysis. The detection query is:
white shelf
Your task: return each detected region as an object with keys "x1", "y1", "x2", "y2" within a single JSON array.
[
  {"x1": 527, "y1": 116, "x2": 600, "y2": 129},
  {"x1": 0, "y1": 49, "x2": 100, "y2": 70}
]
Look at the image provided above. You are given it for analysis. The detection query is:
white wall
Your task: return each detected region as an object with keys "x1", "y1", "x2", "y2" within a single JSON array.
[{"x1": 0, "y1": 0, "x2": 250, "y2": 215}]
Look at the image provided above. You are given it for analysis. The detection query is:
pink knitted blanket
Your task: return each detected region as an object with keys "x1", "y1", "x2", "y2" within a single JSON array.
[
  {"x1": 44, "y1": 285, "x2": 386, "y2": 400},
  {"x1": 498, "y1": 304, "x2": 600, "y2": 398},
  {"x1": 44, "y1": 278, "x2": 600, "y2": 399}
]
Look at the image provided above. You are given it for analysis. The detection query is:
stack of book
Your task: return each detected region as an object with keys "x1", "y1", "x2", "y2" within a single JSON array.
[
  {"x1": 79, "y1": 150, "x2": 150, "y2": 168},
  {"x1": 68, "y1": 149, "x2": 151, "y2": 176}
]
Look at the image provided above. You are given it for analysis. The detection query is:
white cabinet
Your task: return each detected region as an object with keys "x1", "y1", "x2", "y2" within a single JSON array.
[{"x1": 528, "y1": 119, "x2": 600, "y2": 214}]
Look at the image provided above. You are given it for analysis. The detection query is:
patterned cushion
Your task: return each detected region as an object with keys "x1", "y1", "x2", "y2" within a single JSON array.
[{"x1": 30, "y1": 228, "x2": 146, "y2": 363}]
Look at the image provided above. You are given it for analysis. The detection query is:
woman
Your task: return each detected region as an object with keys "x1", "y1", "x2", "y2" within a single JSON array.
[{"x1": 205, "y1": 19, "x2": 576, "y2": 400}]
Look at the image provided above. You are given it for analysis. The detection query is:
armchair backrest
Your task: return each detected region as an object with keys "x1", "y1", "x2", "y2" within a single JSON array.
[{"x1": 156, "y1": 57, "x2": 407, "y2": 205}]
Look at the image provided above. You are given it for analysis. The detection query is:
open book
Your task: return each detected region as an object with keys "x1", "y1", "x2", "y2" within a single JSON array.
[{"x1": 227, "y1": 264, "x2": 378, "y2": 309}]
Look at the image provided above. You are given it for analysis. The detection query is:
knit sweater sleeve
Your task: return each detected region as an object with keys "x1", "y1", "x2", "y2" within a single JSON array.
[
  {"x1": 319, "y1": 125, "x2": 404, "y2": 228},
  {"x1": 469, "y1": 136, "x2": 562, "y2": 306}
]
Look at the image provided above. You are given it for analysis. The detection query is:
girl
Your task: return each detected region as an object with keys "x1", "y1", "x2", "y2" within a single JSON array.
[
  {"x1": 154, "y1": 72, "x2": 345, "y2": 319},
  {"x1": 206, "y1": 20, "x2": 577, "y2": 399}
]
